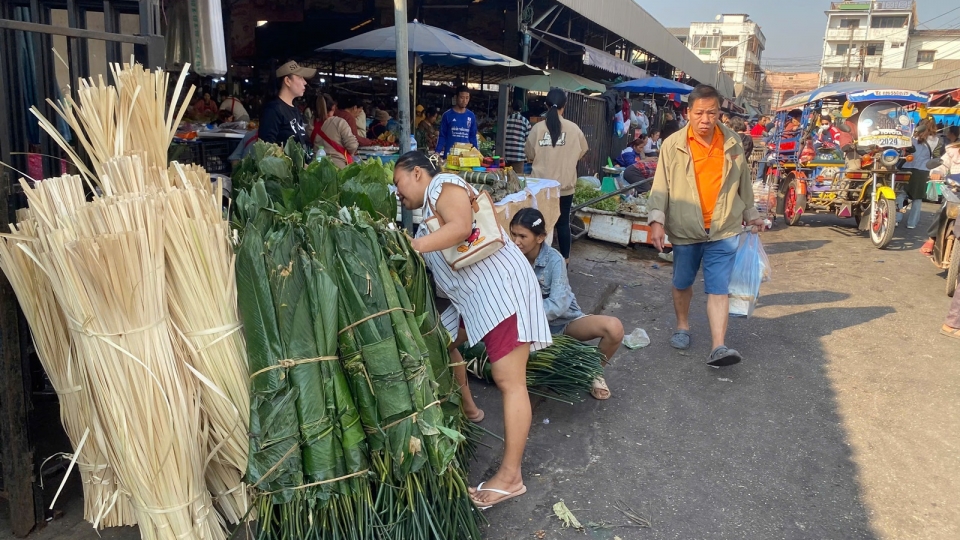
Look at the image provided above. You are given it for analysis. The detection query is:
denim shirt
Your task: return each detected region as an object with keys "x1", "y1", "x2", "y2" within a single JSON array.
[{"x1": 533, "y1": 245, "x2": 585, "y2": 330}]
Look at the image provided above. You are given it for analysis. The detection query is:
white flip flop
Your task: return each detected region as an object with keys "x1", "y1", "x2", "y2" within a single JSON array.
[{"x1": 469, "y1": 482, "x2": 528, "y2": 510}]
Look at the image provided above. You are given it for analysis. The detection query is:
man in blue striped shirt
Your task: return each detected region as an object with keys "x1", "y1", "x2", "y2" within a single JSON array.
[{"x1": 504, "y1": 100, "x2": 532, "y2": 171}]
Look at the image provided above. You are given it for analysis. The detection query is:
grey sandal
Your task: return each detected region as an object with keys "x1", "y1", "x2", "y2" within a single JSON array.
[
  {"x1": 670, "y1": 330, "x2": 691, "y2": 350},
  {"x1": 707, "y1": 346, "x2": 742, "y2": 367}
]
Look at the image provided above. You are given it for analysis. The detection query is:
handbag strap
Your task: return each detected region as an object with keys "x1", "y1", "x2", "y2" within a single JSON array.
[{"x1": 426, "y1": 179, "x2": 478, "y2": 228}]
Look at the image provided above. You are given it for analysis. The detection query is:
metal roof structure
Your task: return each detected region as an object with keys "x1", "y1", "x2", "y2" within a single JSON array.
[
  {"x1": 553, "y1": 0, "x2": 735, "y2": 96},
  {"x1": 526, "y1": 28, "x2": 647, "y2": 79}
]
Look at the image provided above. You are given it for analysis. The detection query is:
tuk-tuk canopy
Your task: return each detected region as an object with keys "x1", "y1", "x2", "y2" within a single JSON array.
[{"x1": 779, "y1": 82, "x2": 929, "y2": 111}]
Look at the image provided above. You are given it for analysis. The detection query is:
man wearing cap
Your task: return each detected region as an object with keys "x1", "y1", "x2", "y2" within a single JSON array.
[
  {"x1": 436, "y1": 85, "x2": 478, "y2": 155},
  {"x1": 259, "y1": 60, "x2": 316, "y2": 152}
]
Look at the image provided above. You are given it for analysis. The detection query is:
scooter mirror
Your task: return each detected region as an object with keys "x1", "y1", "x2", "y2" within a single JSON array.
[
  {"x1": 836, "y1": 122, "x2": 852, "y2": 133},
  {"x1": 926, "y1": 159, "x2": 943, "y2": 169},
  {"x1": 765, "y1": 122, "x2": 775, "y2": 131}
]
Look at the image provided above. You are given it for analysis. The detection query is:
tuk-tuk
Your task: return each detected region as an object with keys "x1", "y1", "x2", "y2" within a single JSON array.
[{"x1": 761, "y1": 82, "x2": 930, "y2": 249}]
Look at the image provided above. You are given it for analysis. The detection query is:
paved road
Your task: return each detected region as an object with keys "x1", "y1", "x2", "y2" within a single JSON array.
[
  {"x1": 469, "y1": 204, "x2": 959, "y2": 540},
  {"x1": 4, "y1": 206, "x2": 957, "y2": 540}
]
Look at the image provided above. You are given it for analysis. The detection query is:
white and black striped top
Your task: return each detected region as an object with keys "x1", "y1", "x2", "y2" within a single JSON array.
[
  {"x1": 417, "y1": 174, "x2": 552, "y2": 351},
  {"x1": 503, "y1": 112, "x2": 532, "y2": 163}
]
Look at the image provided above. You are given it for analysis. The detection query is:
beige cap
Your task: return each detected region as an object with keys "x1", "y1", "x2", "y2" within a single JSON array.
[
  {"x1": 375, "y1": 110, "x2": 391, "y2": 123},
  {"x1": 276, "y1": 60, "x2": 316, "y2": 79}
]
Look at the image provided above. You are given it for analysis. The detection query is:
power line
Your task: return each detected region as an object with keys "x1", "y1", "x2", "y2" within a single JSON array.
[{"x1": 917, "y1": 5, "x2": 960, "y2": 28}]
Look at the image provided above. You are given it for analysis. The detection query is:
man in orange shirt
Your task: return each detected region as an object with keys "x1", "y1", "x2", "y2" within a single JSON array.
[{"x1": 648, "y1": 85, "x2": 765, "y2": 367}]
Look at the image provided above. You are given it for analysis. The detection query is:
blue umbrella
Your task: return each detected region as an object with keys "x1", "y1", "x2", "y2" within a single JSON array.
[
  {"x1": 319, "y1": 20, "x2": 532, "y2": 68},
  {"x1": 613, "y1": 76, "x2": 694, "y2": 95}
]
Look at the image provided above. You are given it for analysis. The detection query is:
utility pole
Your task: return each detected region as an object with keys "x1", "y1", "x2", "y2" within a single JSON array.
[{"x1": 394, "y1": 0, "x2": 413, "y2": 231}]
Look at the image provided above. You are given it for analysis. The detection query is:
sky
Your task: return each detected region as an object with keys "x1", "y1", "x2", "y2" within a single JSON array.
[{"x1": 638, "y1": 0, "x2": 960, "y2": 72}]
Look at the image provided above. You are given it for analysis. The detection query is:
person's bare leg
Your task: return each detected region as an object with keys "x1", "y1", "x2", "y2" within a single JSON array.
[
  {"x1": 706, "y1": 293, "x2": 730, "y2": 350},
  {"x1": 469, "y1": 344, "x2": 530, "y2": 504},
  {"x1": 449, "y1": 331, "x2": 482, "y2": 420},
  {"x1": 673, "y1": 287, "x2": 694, "y2": 331},
  {"x1": 563, "y1": 315, "x2": 624, "y2": 363}
]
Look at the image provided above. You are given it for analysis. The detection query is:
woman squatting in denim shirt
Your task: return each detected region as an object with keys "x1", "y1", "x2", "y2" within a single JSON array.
[{"x1": 509, "y1": 208, "x2": 624, "y2": 400}]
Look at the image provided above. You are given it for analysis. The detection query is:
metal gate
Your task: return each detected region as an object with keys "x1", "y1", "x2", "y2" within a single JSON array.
[{"x1": 563, "y1": 92, "x2": 628, "y2": 178}]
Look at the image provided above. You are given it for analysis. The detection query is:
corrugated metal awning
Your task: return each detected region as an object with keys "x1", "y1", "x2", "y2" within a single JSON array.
[
  {"x1": 528, "y1": 29, "x2": 647, "y2": 79},
  {"x1": 554, "y1": 0, "x2": 734, "y2": 96}
]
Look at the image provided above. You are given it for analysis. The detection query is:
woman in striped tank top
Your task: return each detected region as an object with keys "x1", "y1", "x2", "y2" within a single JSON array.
[{"x1": 394, "y1": 152, "x2": 552, "y2": 508}]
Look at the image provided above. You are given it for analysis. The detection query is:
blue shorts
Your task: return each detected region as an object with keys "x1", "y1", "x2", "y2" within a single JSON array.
[{"x1": 671, "y1": 235, "x2": 740, "y2": 295}]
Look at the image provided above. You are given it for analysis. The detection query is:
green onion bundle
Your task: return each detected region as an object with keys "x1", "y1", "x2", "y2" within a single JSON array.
[{"x1": 463, "y1": 334, "x2": 606, "y2": 404}]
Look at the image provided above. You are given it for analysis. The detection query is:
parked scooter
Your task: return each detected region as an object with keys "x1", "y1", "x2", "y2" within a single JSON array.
[{"x1": 926, "y1": 158, "x2": 960, "y2": 297}]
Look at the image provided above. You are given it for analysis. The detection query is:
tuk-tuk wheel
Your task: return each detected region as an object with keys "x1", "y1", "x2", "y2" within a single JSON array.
[
  {"x1": 869, "y1": 198, "x2": 897, "y2": 249},
  {"x1": 947, "y1": 243, "x2": 959, "y2": 297},
  {"x1": 783, "y1": 179, "x2": 805, "y2": 226}
]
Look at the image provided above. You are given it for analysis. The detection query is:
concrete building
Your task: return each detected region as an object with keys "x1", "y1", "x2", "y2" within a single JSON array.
[
  {"x1": 760, "y1": 72, "x2": 821, "y2": 111},
  {"x1": 685, "y1": 14, "x2": 766, "y2": 100},
  {"x1": 819, "y1": 0, "x2": 960, "y2": 87},
  {"x1": 819, "y1": 1, "x2": 915, "y2": 84},
  {"x1": 903, "y1": 29, "x2": 960, "y2": 69}
]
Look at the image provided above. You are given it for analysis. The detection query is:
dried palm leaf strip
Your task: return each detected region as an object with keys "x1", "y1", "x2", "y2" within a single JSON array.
[
  {"x1": 31, "y1": 169, "x2": 222, "y2": 540},
  {"x1": 0, "y1": 217, "x2": 136, "y2": 528},
  {"x1": 10, "y1": 174, "x2": 138, "y2": 528},
  {"x1": 162, "y1": 172, "x2": 249, "y2": 524}
]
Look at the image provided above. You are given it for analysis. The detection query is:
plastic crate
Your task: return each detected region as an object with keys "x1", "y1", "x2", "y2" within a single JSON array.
[
  {"x1": 202, "y1": 139, "x2": 234, "y2": 175},
  {"x1": 169, "y1": 141, "x2": 203, "y2": 166}
]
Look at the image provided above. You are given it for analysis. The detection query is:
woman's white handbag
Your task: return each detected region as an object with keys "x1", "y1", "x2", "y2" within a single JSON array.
[{"x1": 424, "y1": 186, "x2": 504, "y2": 270}]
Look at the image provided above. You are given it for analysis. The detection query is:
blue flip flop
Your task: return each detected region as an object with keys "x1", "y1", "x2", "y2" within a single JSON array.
[{"x1": 670, "y1": 330, "x2": 691, "y2": 350}]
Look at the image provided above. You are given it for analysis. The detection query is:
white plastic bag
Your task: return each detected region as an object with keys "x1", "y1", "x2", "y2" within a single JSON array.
[{"x1": 728, "y1": 233, "x2": 769, "y2": 317}]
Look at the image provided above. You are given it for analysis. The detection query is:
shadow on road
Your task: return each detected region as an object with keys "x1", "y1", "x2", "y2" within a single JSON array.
[
  {"x1": 763, "y1": 238, "x2": 832, "y2": 255},
  {"x1": 473, "y1": 286, "x2": 894, "y2": 539},
  {"x1": 758, "y1": 290, "x2": 851, "y2": 307}
]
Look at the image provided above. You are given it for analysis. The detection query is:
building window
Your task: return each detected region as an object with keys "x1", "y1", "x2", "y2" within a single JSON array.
[
  {"x1": 836, "y1": 44, "x2": 850, "y2": 56},
  {"x1": 691, "y1": 35, "x2": 720, "y2": 49},
  {"x1": 865, "y1": 43, "x2": 883, "y2": 56},
  {"x1": 721, "y1": 46, "x2": 739, "y2": 58},
  {"x1": 917, "y1": 50, "x2": 935, "y2": 63},
  {"x1": 871, "y1": 16, "x2": 907, "y2": 28},
  {"x1": 839, "y1": 18, "x2": 860, "y2": 29}
]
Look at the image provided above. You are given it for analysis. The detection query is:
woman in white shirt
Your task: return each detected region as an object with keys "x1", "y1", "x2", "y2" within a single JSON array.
[{"x1": 643, "y1": 130, "x2": 660, "y2": 157}]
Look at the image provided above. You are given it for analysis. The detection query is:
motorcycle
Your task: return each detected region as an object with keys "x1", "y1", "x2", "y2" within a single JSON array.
[{"x1": 926, "y1": 158, "x2": 960, "y2": 297}]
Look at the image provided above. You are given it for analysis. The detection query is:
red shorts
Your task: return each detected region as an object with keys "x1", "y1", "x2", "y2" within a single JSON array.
[{"x1": 461, "y1": 314, "x2": 528, "y2": 362}]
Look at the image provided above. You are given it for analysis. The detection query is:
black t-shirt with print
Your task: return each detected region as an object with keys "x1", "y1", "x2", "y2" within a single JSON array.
[{"x1": 258, "y1": 99, "x2": 309, "y2": 149}]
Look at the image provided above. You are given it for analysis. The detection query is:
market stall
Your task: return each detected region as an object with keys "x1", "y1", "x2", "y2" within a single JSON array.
[{"x1": 169, "y1": 129, "x2": 246, "y2": 175}]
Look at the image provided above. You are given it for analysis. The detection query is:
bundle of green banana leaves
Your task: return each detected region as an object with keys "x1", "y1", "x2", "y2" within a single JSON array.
[
  {"x1": 462, "y1": 334, "x2": 606, "y2": 405},
  {"x1": 232, "y1": 138, "x2": 396, "y2": 220},
  {"x1": 232, "y1": 140, "x2": 482, "y2": 540}
]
